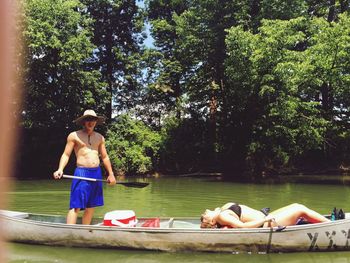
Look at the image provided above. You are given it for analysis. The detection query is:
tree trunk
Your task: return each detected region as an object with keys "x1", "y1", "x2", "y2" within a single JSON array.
[
  {"x1": 105, "y1": 11, "x2": 113, "y2": 121},
  {"x1": 321, "y1": 81, "x2": 334, "y2": 160},
  {"x1": 340, "y1": 0, "x2": 349, "y2": 13},
  {"x1": 321, "y1": 82, "x2": 333, "y2": 120},
  {"x1": 250, "y1": 0, "x2": 261, "y2": 32},
  {"x1": 327, "y1": 0, "x2": 336, "y2": 22}
]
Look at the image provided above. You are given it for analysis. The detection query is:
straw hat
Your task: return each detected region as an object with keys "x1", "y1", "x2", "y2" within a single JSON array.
[{"x1": 73, "y1": 109, "x2": 106, "y2": 126}]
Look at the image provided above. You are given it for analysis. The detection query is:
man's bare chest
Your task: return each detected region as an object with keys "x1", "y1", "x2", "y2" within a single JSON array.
[{"x1": 75, "y1": 132, "x2": 101, "y2": 151}]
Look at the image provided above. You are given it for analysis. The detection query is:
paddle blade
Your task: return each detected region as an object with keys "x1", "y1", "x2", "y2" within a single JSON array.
[{"x1": 117, "y1": 182, "x2": 149, "y2": 188}]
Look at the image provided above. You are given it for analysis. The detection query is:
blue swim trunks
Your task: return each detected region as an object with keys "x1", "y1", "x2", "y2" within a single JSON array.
[{"x1": 69, "y1": 167, "x2": 104, "y2": 210}]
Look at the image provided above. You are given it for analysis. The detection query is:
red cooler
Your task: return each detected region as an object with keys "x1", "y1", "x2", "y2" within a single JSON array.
[{"x1": 103, "y1": 210, "x2": 138, "y2": 227}]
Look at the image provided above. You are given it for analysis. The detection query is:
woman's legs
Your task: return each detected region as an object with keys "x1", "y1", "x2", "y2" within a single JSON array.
[{"x1": 266, "y1": 203, "x2": 330, "y2": 227}]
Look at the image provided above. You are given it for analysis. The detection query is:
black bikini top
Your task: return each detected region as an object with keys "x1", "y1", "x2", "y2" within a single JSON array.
[
  {"x1": 216, "y1": 203, "x2": 242, "y2": 228},
  {"x1": 227, "y1": 203, "x2": 242, "y2": 218}
]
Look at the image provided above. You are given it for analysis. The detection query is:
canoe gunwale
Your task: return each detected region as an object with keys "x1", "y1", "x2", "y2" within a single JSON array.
[{"x1": 0, "y1": 209, "x2": 341, "y2": 233}]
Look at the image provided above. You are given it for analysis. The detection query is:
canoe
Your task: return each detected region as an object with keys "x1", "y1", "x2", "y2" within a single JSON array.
[{"x1": 1, "y1": 209, "x2": 350, "y2": 253}]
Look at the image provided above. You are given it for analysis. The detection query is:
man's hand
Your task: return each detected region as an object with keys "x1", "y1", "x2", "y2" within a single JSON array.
[
  {"x1": 107, "y1": 173, "x2": 116, "y2": 185},
  {"x1": 53, "y1": 170, "x2": 63, "y2": 179}
]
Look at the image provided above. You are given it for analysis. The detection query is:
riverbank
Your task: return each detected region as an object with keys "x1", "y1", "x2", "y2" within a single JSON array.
[
  {"x1": 152, "y1": 170, "x2": 350, "y2": 185},
  {"x1": 282, "y1": 174, "x2": 350, "y2": 185}
]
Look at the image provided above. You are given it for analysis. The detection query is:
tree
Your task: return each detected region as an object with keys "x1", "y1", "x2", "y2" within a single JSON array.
[
  {"x1": 23, "y1": 0, "x2": 107, "y2": 129},
  {"x1": 304, "y1": 14, "x2": 350, "y2": 163},
  {"x1": 81, "y1": 0, "x2": 146, "y2": 119},
  {"x1": 225, "y1": 14, "x2": 350, "y2": 176},
  {"x1": 147, "y1": 0, "x2": 314, "y2": 175},
  {"x1": 106, "y1": 114, "x2": 162, "y2": 174},
  {"x1": 145, "y1": 0, "x2": 190, "y2": 122}
]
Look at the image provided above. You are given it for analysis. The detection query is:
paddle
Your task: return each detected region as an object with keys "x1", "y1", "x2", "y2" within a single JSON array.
[{"x1": 62, "y1": 175, "x2": 149, "y2": 188}]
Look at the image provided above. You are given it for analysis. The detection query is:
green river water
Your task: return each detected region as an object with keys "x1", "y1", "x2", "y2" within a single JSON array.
[{"x1": 5, "y1": 176, "x2": 350, "y2": 262}]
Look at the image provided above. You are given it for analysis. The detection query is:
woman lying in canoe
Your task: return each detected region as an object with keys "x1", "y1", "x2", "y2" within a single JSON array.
[{"x1": 200, "y1": 203, "x2": 330, "y2": 228}]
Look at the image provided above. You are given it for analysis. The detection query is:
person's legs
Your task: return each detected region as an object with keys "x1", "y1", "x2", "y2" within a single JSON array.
[
  {"x1": 67, "y1": 208, "x2": 80, "y2": 224},
  {"x1": 82, "y1": 168, "x2": 103, "y2": 225},
  {"x1": 296, "y1": 204, "x2": 330, "y2": 223},
  {"x1": 268, "y1": 203, "x2": 330, "y2": 226},
  {"x1": 82, "y1": 207, "x2": 95, "y2": 225},
  {"x1": 68, "y1": 167, "x2": 102, "y2": 225}
]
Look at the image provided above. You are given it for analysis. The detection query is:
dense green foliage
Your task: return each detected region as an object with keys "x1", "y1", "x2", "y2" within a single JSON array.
[
  {"x1": 145, "y1": 0, "x2": 350, "y2": 177},
  {"x1": 23, "y1": 0, "x2": 107, "y2": 129},
  {"x1": 225, "y1": 18, "x2": 330, "y2": 175},
  {"x1": 18, "y1": 0, "x2": 350, "y2": 179},
  {"x1": 106, "y1": 114, "x2": 161, "y2": 174},
  {"x1": 81, "y1": 0, "x2": 145, "y2": 117}
]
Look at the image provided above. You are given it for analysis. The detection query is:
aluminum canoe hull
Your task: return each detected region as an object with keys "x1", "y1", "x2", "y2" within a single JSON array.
[{"x1": 1, "y1": 210, "x2": 350, "y2": 253}]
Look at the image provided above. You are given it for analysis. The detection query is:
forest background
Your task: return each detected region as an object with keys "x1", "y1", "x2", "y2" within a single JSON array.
[{"x1": 17, "y1": 0, "x2": 350, "y2": 181}]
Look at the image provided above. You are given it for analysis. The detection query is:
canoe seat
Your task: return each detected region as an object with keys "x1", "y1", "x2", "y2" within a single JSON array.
[
  {"x1": 167, "y1": 218, "x2": 174, "y2": 228},
  {"x1": 151, "y1": 218, "x2": 174, "y2": 228},
  {"x1": 171, "y1": 219, "x2": 200, "y2": 229}
]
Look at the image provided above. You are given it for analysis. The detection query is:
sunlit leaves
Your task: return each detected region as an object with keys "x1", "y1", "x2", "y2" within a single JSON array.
[
  {"x1": 23, "y1": 0, "x2": 105, "y2": 129},
  {"x1": 106, "y1": 115, "x2": 162, "y2": 174}
]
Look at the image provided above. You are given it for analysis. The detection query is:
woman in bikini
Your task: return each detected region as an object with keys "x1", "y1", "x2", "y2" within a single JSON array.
[{"x1": 200, "y1": 203, "x2": 330, "y2": 228}]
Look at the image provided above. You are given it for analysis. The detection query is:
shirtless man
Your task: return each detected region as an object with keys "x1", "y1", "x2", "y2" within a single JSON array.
[{"x1": 53, "y1": 109, "x2": 116, "y2": 225}]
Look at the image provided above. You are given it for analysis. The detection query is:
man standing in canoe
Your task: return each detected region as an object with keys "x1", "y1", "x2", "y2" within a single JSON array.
[{"x1": 53, "y1": 109, "x2": 116, "y2": 224}]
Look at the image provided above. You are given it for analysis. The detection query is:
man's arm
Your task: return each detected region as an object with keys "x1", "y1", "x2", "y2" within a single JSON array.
[
  {"x1": 99, "y1": 136, "x2": 116, "y2": 185},
  {"x1": 53, "y1": 133, "x2": 75, "y2": 179}
]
